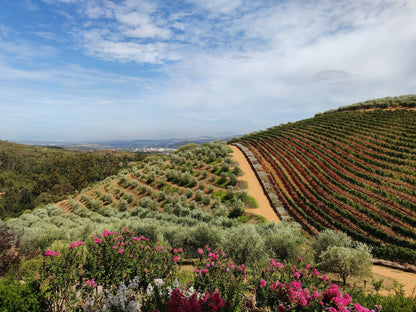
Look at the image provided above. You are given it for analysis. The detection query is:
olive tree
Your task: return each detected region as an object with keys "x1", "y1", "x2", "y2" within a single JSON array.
[
  {"x1": 318, "y1": 243, "x2": 372, "y2": 285},
  {"x1": 314, "y1": 230, "x2": 372, "y2": 284}
]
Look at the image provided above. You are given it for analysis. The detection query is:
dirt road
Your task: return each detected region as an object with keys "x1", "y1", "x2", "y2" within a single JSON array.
[{"x1": 230, "y1": 145, "x2": 279, "y2": 222}]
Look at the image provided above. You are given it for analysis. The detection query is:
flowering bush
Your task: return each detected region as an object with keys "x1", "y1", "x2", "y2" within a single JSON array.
[
  {"x1": 193, "y1": 245, "x2": 247, "y2": 311},
  {"x1": 40, "y1": 228, "x2": 181, "y2": 311},
  {"x1": 40, "y1": 232, "x2": 376, "y2": 312},
  {"x1": 252, "y1": 258, "x2": 374, "y2": 312},
  {"x1": 82, "y1": 228, "x2": 181, "y2": 290},
  {"x1": 167, "y1": 288, "x2": 225, "y2": 312}
]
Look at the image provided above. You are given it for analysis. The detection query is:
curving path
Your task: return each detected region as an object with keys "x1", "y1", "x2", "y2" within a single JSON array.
[{"x1": 230, "y1": 145, "x2": 279, "y2": 222}]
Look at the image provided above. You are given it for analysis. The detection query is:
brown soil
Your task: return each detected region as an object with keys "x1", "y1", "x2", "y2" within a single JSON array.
[
  {"x1": 372, "y1": 265, "x2": 416, "y2": 296},
  {"x1": 229, "y1": 145, "x2": 279, "y2": 223}
]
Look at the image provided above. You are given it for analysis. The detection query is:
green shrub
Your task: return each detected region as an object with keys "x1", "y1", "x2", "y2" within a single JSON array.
[
  {"x1": 0, "y1": 275, "x2": 47, "y2": 312},
  {"x1": 100, "y1": 193, "x2": 113, "y2": 205}
]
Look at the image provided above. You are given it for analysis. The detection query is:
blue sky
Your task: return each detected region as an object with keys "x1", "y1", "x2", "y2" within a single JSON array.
[{"x1": 1, "y1": 0, "x2": 415, "y2": 141}]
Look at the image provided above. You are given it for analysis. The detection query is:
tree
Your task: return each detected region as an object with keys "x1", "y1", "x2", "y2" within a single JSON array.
[{"x1": 318, "y1": 242, "x2": 372, "y2": 285}]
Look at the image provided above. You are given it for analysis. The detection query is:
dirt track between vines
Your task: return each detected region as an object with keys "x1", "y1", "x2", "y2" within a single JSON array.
[
  {"x1": 229, "y1": 145, "x2": 416, "y2": 296},
  {"x1": 229, "y1": 145, "x2": 279, "y2": 223}
]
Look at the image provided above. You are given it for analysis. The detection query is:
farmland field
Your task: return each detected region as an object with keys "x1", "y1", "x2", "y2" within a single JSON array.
[{"x1": 232, "y1": 109, "x2": 416, "y2": 264}]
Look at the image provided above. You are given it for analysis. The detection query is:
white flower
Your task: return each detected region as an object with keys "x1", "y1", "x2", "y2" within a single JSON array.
[
  {"x1": 172, "y1": 278, "x2": 180, "y2": 289},
  {"x1": 146, "y1": 283, "x2": 154, "y2": 297},
  {"x1": 153, "y1": 278, "x2": 165, "y2": 288}
]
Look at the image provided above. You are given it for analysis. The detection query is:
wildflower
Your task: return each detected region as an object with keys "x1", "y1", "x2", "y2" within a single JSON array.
[
  {"x1": 178, "y1": 248, "x2": 183, "y2": 253},
  {"x1": 260, "y1": 278, "x2": 266, "y2": 288},
  {"x1": 173, "y1": 255, "x2": 179, "y2": 262},
  {"x1": 53, "y1": 251, "x2": 59, "y2": 256},
  {"x1": 197, "y1": 248, "x2": 204, "y2": 255},
  {"x1": 306, "y1": 264, "x2": 311, "y2": 269},
  {"x1": 44, "y1": 250, "x2": 53, "y2": 256},
  {"x1": 156, "y1": 246, "x2": 163, "y2": 251},
  {"x1": 154, "y1": 278, "x2": 165, "y2": 288},
  {"x1": 130, "y1": 254, "x2": 134, "y2": 258},
  {"x1": 112, "y1": 246, "x2": 117, "y2": 249},
  {"x1": 86, "y1": 278, "x2": 97, "y2": 288},
  {"x1": 119, "y1": 249, "x2": 124, "y2": 254},
  {"x1": 294, "y1": 272, "x2": 301, "y2": 279}
]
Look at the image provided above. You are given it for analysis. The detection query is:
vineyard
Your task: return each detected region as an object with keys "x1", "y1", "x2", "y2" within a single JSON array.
[{"x1": 231, "y1": 108, "x2": 416, "y2": 264}]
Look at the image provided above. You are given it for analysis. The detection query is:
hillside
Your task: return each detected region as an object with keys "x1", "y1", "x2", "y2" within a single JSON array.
[
  {"x1": 55, "y1": 142, "x2": 259, "y2": 223},
  {"x1": 0, "y1": 140, "x2": 145, "y2": 219},
  {"x1": 231, "y1": 104, "x2": 416, "y2": 264}
]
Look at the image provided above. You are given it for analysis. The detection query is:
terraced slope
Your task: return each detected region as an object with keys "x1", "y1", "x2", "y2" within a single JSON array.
[{"x1": 232, "y1": 109, "x2": 416, "y2": 264}]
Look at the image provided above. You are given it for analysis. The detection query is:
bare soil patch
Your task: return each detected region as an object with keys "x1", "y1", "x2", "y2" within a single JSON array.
[
  {"x1": 372, "y1": 265, "x2": 416, "y2": 296},
  {"x1": 229, "y1": 145, "x2": 279, "y2": 223}
]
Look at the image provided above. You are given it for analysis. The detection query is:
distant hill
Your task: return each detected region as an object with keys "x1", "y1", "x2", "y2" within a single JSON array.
[
  {"x1": 231, "y1": 96, "x2": 416, "y2": 264},
  {"x1": 0, "y1": 140, "x2": 145, "y2": 219},
  {"x1": 19, "y1": 136, "x2": 238, "y2": 151}
]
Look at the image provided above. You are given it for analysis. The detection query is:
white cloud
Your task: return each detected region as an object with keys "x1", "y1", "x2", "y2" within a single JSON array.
[{"x1": 2, "y1": 0, "x2": 416, "y2": 140}]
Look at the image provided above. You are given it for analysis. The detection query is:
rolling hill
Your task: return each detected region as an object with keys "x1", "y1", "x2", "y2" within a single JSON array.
[{"x1": 230, "y1": 95, "x2": 416, "y2": 264}]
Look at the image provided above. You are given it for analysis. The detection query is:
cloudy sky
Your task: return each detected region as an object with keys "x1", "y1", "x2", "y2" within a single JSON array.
[{"x1": 1, "y1": 0, "x2": 415, "y2": 141}]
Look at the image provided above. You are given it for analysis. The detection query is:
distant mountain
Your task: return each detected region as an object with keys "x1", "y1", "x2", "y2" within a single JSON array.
[{"x1": 18, "y1": 136, "x2": 239, "y2": 151}]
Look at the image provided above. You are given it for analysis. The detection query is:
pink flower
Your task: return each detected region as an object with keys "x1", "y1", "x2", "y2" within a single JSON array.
[
  {"x1": 173, "y1": 255, "x2": 179, "y2": 262},
  {"x1": 156, "y1": 246, "x2": 163, "y2": 251},
  {"x1": 119, "y1": 249, "x2": 124, "y2": 254},
  {"x1": 178, "y1": 248, "x2": 183, "y2": 253},
  {"x1": 294, "y1": 272, "x2": 301, "y2": 279},
  {"x1": 306, "y1": 264, "x2": 311, "y2": 269},
  {"x1": 112, "y1": 246, "x2": 117, "y2": 249},
  {"x1": 86, "y1": 279, "x2": 97, "y2": 288},
  {"x1": 53, "y1": 251, "x2": 60, "y2": 256},
  {"x1": 130, "y1": 254, "x2": 134, "y2": 258},
  {"x1": 44, "y1": 250, "x2": 53, "y2": 256},
  {"x1": 259, "y1": 278, "x2": 266, "y2": 288}
]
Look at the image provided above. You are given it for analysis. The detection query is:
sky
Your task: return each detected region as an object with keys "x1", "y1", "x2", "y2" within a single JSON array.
[{"x1": 1, "y1": 0, "x2": 416, "y2": 141}]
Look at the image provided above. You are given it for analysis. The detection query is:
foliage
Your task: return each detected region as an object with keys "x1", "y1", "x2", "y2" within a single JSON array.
[
  {"x1": 0, "y1": 141, "x2": 145, "y2": 219},
  {"x1": 252, "y1": 259, "x2": 375, "y2": 312},
  {"x1": 193, "y1": 245, "x2": 247, "y2": 310},
  {"x1": 39, "y1": 228, "x2": 181, "y2": 311},
  {"x1": 315, "y1": 230, "x2": 373, "y2": 284},
  {"x1": 0, "y1": 222, "x2": 36, "y2": 276},
  {"x1": 0, "y1": 275, "x2": 47, "y2": 312}
]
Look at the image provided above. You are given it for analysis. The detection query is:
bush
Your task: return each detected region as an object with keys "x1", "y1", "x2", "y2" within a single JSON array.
[
  {"x1": 0, "y1": 223, "x2": 35, "y2": 276},
  {"x1": 224, "y1": 225, "x2": 267, "y2": 266},
  {"x1": 0, "y1": 275, "x2": 47, "y2": 312},
  {"x1": 262, "y1": 222, "x2": 314, "y2": 264}
]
